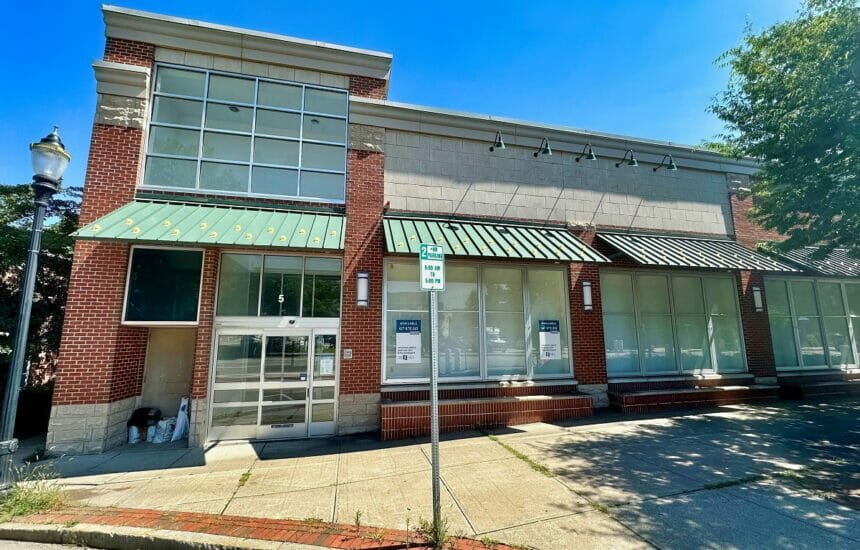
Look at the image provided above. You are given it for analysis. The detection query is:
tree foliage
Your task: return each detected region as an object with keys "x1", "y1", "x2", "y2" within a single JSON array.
[
  {"x1": 710, "y1": 0, "x2": 859, "y2": 258},
  {"x1": 0, "y1": 184, "x2": 81, "y2": 382}
]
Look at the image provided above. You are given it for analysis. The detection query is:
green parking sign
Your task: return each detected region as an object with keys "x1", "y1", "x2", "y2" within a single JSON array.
[{"x1": 419, "y1": 243, "x2": 445, "y2": 291}]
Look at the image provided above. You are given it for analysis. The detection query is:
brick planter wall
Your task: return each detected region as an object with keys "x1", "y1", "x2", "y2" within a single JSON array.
[{"x1": 380, "y1": 394, "x2": 593, "y2": 440}]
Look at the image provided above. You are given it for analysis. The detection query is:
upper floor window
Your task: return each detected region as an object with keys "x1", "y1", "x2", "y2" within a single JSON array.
[{"x1": 143, "y1": 65, "x2": 348, "y2": 202}]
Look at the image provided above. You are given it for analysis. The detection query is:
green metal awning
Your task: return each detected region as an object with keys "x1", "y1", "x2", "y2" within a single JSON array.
[
  {"x1": 383, "y1": 217, "x2": 609, "y2": 262},
  {"x1": 597, "y1": 232, "x2": 799, "y2": 272},
  {"x1": 768, "y1": 246, "x2": 860, "y2": 278},
  {"x1": 73, "y1": 201, "x2": 346, "y2": 250}
]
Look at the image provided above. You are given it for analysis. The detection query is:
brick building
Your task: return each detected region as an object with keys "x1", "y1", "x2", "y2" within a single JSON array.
[{"x1": 47, "y1": 5, "x2": 859, "y2": 453}]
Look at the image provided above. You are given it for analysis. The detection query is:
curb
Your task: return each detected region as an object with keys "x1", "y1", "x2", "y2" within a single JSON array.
[{"x1": 0, "y1": 522, "x2": 322, "y2": 550}]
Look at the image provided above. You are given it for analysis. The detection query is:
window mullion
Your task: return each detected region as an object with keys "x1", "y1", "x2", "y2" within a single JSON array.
[
  {"x1": 195, "y1": 71, "x2": 210, "y2": 191},
  {"x1": 248, "y1": 79, "x2": 259, "y2": 194},
  {"x1": 522, "y1": 267, "x2": 532, "y2": 379},
  {"x1": 630, "y1": 273, "x2": 644, "y2": 375},
  {"x1": 842, "y1": 282, "x2": 860, "y2": 367},
  {"x1": 666, "y1": 274, "x2": 682, "y2": 374}
]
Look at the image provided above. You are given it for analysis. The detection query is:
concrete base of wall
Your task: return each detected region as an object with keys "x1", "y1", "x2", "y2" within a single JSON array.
[
  {"x1": 577, "y1": 384, "x2": 609, "y2": 408},
  {"x1": 337, "y1": 393, "x2": 380, "y2": 435},
  {"x1": 188, "y1": 398, "x2": 208, "y2": 448},
  {"x1": 46, "y1": 395, "x2": 140, "y2": 455},
  {"x1": 755, "y1": 376, "x2": 778, "y2": 385}
]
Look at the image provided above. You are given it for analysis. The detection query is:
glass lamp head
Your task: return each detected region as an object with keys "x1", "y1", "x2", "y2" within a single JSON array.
[{"x1": 30, "y1": 126, "x2": 71, "y2": 183}]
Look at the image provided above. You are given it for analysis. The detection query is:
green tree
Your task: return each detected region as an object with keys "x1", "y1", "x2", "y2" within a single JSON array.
[
  {"x1": 710, "y1": 0, "x2": 859, "y2": 258},
  {"x1": 0, "y1": 184, "x2": 81, "y2": 384}
]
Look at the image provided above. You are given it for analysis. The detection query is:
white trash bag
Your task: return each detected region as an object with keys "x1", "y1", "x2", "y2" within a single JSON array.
[
  {"x1": 172, "y1": 396, "x2": 190, "y2": 442},
  {"x1": 153, "y1": 417, "x2": 176, "y2": 444}
]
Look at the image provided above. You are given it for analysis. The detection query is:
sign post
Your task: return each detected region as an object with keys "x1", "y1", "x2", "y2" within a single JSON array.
[{"x1": 419, "y1": 243, "x2": 444, "y2": 535}]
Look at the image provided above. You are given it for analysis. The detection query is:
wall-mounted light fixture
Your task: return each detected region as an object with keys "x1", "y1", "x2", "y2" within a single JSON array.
[
  {"x1": 582, "y1": 280, "x2": 593, "y2": 311},
  {"x1": 356, "y1": 271, "x2": 370, "y2": 308},
  {"x1": 575, "y1": 143, "x2": 597, "y2": 162},
  {"x1": 533, "y1": 137, "x2": 552, "y2": 157},
  {"x1": 752, "y1": 286, "x2": 763, "y2": 313},
  {"x1": 653, "y1": 154, "x2": 678, "y2": 172},
  {"x1": 489, "y1": 131, "x2": 505, "y2": 152},
  {"x1": 615, "y1": 149, "x2": 638, "y2": 168}
]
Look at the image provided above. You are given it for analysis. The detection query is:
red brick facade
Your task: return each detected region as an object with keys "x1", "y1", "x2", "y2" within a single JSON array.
[
  {"x1": 731, "y1": 194, "x2": 785, "y2": 250},
  {"x1": 569, "y1": 232, "x2": 608, "y2": 386},
  {"x1": 349, "y1": 76, "x2": 388, "y2": 100},
  {"x1": 339, "y1": 150, "x2": 385, "y2": 395},
  {"x1": 103, "y1": 37, "x2": 155, "y2": 68},
  {"x1": 190, "y1": 249, "x2": 219, "y2": 400}
]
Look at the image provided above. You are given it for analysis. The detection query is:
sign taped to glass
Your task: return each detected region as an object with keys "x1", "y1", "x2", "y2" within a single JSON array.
[{"x1": 395, "y1": 319, "x2": 422, "y2": 364}]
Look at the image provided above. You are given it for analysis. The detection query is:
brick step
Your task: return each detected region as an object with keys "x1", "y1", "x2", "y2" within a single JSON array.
[
  {"x1": 779, "y1": 380, "x2": 860, "y2": 399},
  {"x1": 380, "y1": 393, "x2": 593, "y2": 441},
  {"x1": 777, "y1": 371, "x2": 850, "y2": 385},
  {"x1": 609, "y1": 385, "x2": 779, "y2": 414}
]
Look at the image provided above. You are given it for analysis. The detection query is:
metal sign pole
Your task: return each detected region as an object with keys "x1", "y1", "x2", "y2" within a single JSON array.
[{"x1": 429, "y1": 289, "x2": 441, "y2": 532}]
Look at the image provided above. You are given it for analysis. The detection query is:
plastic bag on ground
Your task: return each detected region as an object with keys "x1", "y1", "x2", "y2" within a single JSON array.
[
  {"x1": 153, "y1": 417, "x2": 176, "y2": 444},
  {"x1": 172, "y1": 396, "x2": 190, "y2": 442},
  {"x1": 128, "y1": 426, "x2": 140, "y2": 444}
]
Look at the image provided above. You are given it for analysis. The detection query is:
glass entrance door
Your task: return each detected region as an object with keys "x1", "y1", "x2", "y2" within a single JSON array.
[{"x1": 209, "y1": 329, "x2": 338, "y2": 441}]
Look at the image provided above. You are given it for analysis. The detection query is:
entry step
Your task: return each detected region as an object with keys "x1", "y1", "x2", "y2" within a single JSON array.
[
  {"x1": 609, "y1": 384, "x2": 779, "y2": 414},
  {"x1": 779, "y1": 379, "x2": 860, "y2": 399},
  {"x1": 380, "y1": 393, "x2": 593, "y2": 440}
]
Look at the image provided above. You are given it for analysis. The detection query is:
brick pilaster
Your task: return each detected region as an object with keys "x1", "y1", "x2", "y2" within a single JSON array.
[
  {"x1": 190, "y1": 249, "x2": 219, "y2": 399},
  {"x1": 737, "y1": 270, "x2": 778, "y2": 379}
]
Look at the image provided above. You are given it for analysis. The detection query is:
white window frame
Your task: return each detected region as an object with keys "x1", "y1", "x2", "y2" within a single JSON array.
[
  {"x1": 601, "y1": 269, "x2": 749, "y2": 378},
  {"x1": 764, "y1": 275, "x2": 860, "y2": 370},
  {"x1": 141, "y1": 63, "x2": 349, "y2": 204},
  {"x1": 213, "y1": 250, "x2": 344, "y2": 329},
  {"x1": 121, "y1": 245, "x2": 205, "y2": 326},
  {"x1": 381, "y1": 258, "x2": 575, "y2": 385}
]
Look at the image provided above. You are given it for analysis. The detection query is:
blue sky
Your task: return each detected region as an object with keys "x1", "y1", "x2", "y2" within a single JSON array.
[{"x1": 1, "y1": 0, "x2": 802, "y2": 192}]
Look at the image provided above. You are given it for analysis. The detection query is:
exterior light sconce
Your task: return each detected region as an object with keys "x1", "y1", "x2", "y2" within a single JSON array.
[
  {"x1": 575, "y1": 143, "x2": 597, "y2": 162},
  {"x1": 582, "y1": 280, "x2": 593, "y2": 311},
  {"x1": 752, "y1": 286, "x2": 764, "y2": 313},
  {"x1": 653, "y1": 154, "x2": 678, "y2": 172},
  {"x1": 533, "y1": 137, "x2": 552, "y2": 157},
  {"x1": 615, "y1": 149, "x2": 638, "y2": 168},
  {"x1": 356, "y1": 270, "x2": 370, "y2": 308},
  {"x1": 489, "y1": 131, "x2": 505, "y2": 152}
]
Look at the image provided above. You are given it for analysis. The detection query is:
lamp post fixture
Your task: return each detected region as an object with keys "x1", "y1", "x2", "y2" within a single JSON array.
[{"x1": 0, "y1": 127, "x2": 70, "y2": 491}]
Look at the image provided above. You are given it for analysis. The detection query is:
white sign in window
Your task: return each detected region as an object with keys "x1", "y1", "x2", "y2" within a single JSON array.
[
  {"x1": 395, "y1": 320, "x2": 422, "y2": 364},
  {"x1": 538, "y1": 320, "x2": 562, "y2": 360}
]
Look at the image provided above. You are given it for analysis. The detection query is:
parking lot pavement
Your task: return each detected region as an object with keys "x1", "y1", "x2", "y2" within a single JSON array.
[{"x1": 26, "y1": 397, "x2": 860, "y2": 550}]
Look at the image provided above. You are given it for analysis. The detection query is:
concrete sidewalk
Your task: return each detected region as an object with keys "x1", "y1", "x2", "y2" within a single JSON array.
[{"x1": 22, "y1": 397, "x2": 860, "y2": 550}]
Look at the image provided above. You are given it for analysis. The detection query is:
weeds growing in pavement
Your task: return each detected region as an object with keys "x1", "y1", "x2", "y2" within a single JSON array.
[
  {"x1": 237, "y1": 470, "x2": 251, "y2": 488},
  {"x1": 418, "y1": 516, "x2": 450, "y2": 549},
  {"x1": 0, "y1": 464, "x2": 64, "y2": 522},
  {"x1": 480, "y1": 535, "x2": 501, "y2": 548},
  {"x1": 302, "y1": 516, "x2": 325, "y2": 524},
  {"x1": 353, "y1": 508, "x2": 362, "y2": 528},
  {"x1": 21, "y1": 448, "x2": 49, "y2": 464}
]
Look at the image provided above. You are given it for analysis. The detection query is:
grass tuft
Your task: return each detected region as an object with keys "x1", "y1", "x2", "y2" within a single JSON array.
[
  {"x1": 483, "y1": 432, "x2": 554, "y2": 478},
  {"x1": 418, "y1": 516, "x2": 450, "y2": 549},
  {"x1": 0, "y1": 464, "x2": 64, "y2": 522},
  {"x1": 237, "y1": 470, "x2": 251, "y2": 488}
]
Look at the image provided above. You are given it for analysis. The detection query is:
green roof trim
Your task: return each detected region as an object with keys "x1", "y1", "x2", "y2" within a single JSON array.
[
  {"x1": 73, "y1": 201, "x2": 346, "y2": 250},
  {"x1": 383, "y1": 217, "x2": 609, "y2": 263}
]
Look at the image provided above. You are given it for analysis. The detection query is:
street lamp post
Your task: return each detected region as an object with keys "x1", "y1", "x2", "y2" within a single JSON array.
[{"x1": 0, "y1": 127, "x2": 70, "y2": 491}]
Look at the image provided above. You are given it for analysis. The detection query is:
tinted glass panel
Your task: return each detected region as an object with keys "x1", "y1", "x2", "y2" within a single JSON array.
[
  {"x1": 152, "y1": 97, "x2": 203, "y2": 126},
  {"x1": 261, "y1": 404, "x2": 305, "y2": 425},
  {"x1": 817, "y1": 283, "x2": 845, "y2": 315},
  {"x1": 672, "y1": 277, "x2": 705, "y2": 315},
  {"x1": 639, "y1": 315, "x2": 676, "y2": 372},
  {"x1": 311, "y1": 403, "x2": 334, "y2": 422},
  {"x1": 823, "y1": 317, "x2": 854, "y2": 365},
  {"x1": 213, "y1": 389, "x2": 259, "y2": 403},
  {"x1": 302, "y1": 115, "x2": 346, "y2": 143},
  {"x1": 304, "y1": 88, "x2": 347, "y2": 116},
  {"x1": 302, "y1": 258, "x2": 342, "y2": 317},
  {"x1": 677, "y1": 315, "x2": 711, "y2": 371},
  {"x1": 636, "y1": 275, "x2": 670, "y2": 314},
  {"x1": 264, "y1": 336, "x2": 308, "y2": 382},
  {"x1": 125, "y1": 248, "x2": 203, "y2": 322},
  {"x1": 143, "y1": 157, "x2": 197, "y2": 189},
  {"x1": 255, "y1": 109, "x2": 301, "y2": 138},
  {"x1": 199, "y1": 161, "x2": 248, "y2": 193},
  {"x1": 601, "y1": 273, "x2": 634, "y2": 314},
  {"x1": 705, "y1": 278, "x2": 737, "y2": 315},
  {"x1": 207, "y1": 75, "x2": 255, "y2": 103},
  {"x1": 604, "y1": 314, "x2": 639, "y2": 374},
  {"x1": 262, "y1": 388, "x2": 306, "y2": 402},
  {"x1": 202, "y1": 132, "x2": 251, "y2": 162},
  {"x1": 846, "y1": 284, "x2": 860, "y2": 316},
  {"x1": 797, "y1": 316, "x2": 825, "y2": 366},
  {"x1": 302, "y1": 143, "x2": 345, "y2": 170},
  {"x1": 214, "y1": 334, "x2": 261, "y2": 382},
  {"x1": 529, "y1": 269, "x2": 570, "y2": 376},
  {"x1": 260, "y1": 256, "x2": 302, "y2": 316},
  {"x1": 217, "y1": 254, "x2": 261, "y2": 315},
  {"x1": 254, "y1": 138, "x2": 299, "y2": 166},
  {"x1": 769, "y1": 316, "x2": 799, "y2": 367},
  {"x1": 791, "y1": 281, "x2": 818, "y2": 316},
  {"x1": 211, "y1": 406, "x2": 257, "y2": 426},
  {"x1": 251, "y1": 167, "x2": 298, "y2": 196},
  {"x1": 205, "y1": 103, "x2": 253, "y2": 132},
  {"x1": 313, "y1": 334, "x2": 337, "y2": 380},
  {"x1": 155, "y1": 68, "x2": 205, "y2": 97},
  {"x1": 385, "y1": 311, "x2": 431, "y2": 379},
  {"x1": 257, "y1": 81, "x2": 302, "y2": 110},
  {"x1": 300, "y1": 171, "x2": 344, "y2": 200},
  {"x1": 764, "y1": 279, "x2": 790, "y2": 316},
  {"x1": 148, "y1": 126, "x2": 200, "y2": 157},
  {"x1": 713, "y1": 315, "x2": 744, "y2": 371},
  {"x1": 386, "y1": 263, "x2": 426, "y2": 310}
]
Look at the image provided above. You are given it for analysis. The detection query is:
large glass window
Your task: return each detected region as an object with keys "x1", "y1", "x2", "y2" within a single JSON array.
[
  {"x1": 383, "y1": 261, "x2": 571, "y2": 382},
  {"x1": 145, "y1": 65, "x2": 348, "y2": 202},
  {"x1": 601, "y1": 271, "x2": 745, "y2": 376},
  {"x1": 217, "y1": 253, "x2": 341, "y2": 317},
  {"x1": 765, "y1": 278, "x2": 860, "y2": 369},
  {"x1": 124, "y1": 247, "x2": 203, "y2": 323}
]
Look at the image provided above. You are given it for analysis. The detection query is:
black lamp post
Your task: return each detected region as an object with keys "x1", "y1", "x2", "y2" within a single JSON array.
[{"x1": 0, "y1": 127, "x2": 70, "y2": 490}]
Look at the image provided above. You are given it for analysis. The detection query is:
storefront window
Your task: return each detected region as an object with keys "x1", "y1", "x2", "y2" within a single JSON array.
[
  {"x1": 124, "y1": 247, "x2": 203, "y2": 323},
  {"x1": 602, "y1": 271, "x2": 745, "y2": 376},
  {"x1": 383, "y1": 261, "x2": 570, "y2": 382},
  {"x1": 765, "y1": 278, "x2": 860, "y2": 369},
  {"x1": 216, "y1": 253, "x2": 341, "y2": 317}
]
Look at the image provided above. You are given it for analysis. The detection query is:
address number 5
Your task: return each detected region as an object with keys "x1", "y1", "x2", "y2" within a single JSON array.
[{"x1": 278, "y1": 294, "x2": 285, "y2": 304}]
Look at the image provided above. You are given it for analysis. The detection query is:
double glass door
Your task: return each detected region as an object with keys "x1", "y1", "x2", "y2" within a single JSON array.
[{"x1": 209, "y1": 329, "x2": 337, "y2": 441}]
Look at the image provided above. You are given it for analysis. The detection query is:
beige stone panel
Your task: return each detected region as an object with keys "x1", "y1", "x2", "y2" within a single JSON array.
[{"x1": 94, "y1": 94, "x2": 147, "y2": 129}]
